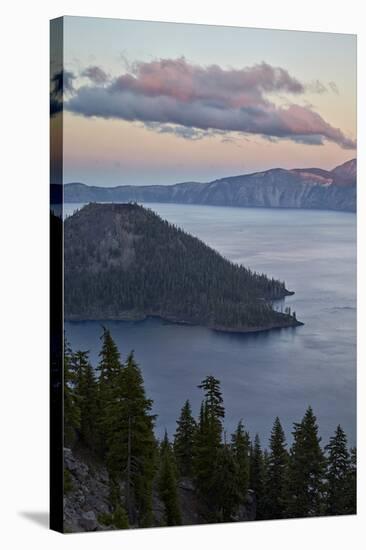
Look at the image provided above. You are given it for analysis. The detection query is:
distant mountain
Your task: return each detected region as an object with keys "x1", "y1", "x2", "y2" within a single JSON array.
[
  {"x1": 63, "y1": 159, "x2": 356, "y2": 212},
  {"x1": 64, "y1": 203, "x2": 301, "y2": 332},
  {"x1": 330, "y1": 158, "x2": 357, "y2": 185}
]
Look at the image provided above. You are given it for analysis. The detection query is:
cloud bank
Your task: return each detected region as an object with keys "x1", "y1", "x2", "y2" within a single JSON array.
[{"x1": 65, "y1": 58, "x2": 355, "y2": 149}]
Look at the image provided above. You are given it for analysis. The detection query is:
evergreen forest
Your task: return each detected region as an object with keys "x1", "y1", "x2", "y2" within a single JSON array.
[
  {"x1": 64, "y1": 328, "x2": 356, "y2": 529},
  {"x1": 64, "y1": 204, "x2": 301, "y2": 331}
]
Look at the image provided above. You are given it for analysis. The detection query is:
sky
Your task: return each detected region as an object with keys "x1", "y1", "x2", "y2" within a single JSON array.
[{"x1": 53, "y1": 16, "x2": 356, "y2": 186}]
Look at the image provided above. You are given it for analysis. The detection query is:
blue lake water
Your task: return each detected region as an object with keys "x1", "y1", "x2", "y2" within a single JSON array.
[{"x1": 64, "y1": 203, "x2": 356, "y2": 447}]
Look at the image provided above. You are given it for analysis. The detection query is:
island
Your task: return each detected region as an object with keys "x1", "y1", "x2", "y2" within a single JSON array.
[{"x1": 64, "y1": 203, "x2": 302, "y2": 333}]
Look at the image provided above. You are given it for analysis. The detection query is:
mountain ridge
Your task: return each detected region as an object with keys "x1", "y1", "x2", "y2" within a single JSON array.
[{"x1": 62, "y1": 159, "x2": 356, "y2": 212}]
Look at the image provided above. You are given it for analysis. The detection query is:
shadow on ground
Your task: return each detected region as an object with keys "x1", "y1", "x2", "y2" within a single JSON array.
[{"x1": 19, "y1": 511, "x2": 49, "y2": 529}]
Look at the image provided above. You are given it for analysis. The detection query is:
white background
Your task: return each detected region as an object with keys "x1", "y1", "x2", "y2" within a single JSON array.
[{"x1": 0, "y1": 0, "x2": 364, "y2": 548}]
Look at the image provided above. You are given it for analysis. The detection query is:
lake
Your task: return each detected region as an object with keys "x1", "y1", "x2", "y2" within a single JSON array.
[{"x1": 64, "y1": 203, "x2": 356, "y2": 447}]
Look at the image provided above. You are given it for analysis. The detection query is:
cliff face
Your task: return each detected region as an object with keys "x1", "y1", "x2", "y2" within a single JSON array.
[
  {"x1": 64, "y1": 448, "x2": 111, "y2": 532},
  {"x1": 64, "y1": 447, "x2": 256, "y2": 532},
  {"x1": 63, "y1": 159, "x2": 356, "y2": 212}
]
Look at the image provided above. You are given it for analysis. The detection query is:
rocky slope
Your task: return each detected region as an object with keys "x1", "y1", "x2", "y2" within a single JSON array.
[
  {"x1": 63, "y1": 159, "x2": 356, "y2": 212},
  {"x1": 64, "y1": 447, "x2": 256, "y2": 532}
]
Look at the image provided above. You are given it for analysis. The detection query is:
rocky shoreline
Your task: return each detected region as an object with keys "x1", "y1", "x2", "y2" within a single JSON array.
[{"x1": 65, "y1": 310, "x2": 302, "y2": 335}]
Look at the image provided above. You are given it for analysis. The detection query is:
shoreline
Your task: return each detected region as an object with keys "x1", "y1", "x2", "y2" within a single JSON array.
[
  {"x1": 64, "y1": 312, "x2": 304, "y2": 334},
  {"x1": 61, "y1": 196, "x2": 356, "y2": 215}
]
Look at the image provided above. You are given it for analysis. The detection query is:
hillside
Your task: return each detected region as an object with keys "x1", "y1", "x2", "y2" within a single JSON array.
[
  {"x1": 63, "y1": 159, "x2": 356, "y2": 212},
  {"x1": 63, "y1": 447, "x2": 255, "y2": 531},
  {"x1": 64, "y1": 203, "x2": 301, "y2": 332}
]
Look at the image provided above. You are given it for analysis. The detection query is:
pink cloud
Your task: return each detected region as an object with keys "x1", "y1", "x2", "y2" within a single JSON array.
[{"x1": 66, "y1": 58, "x2": 355, "y2": 149}]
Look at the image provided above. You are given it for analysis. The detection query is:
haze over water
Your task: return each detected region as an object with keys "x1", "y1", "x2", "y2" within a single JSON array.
[{"x1": 65, "y1": 203, "x2": 356, "y2": 447}]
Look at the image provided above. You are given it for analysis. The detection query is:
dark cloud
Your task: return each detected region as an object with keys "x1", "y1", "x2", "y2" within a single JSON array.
[
  {"x1": 290, "y1": 134, "x2": 325, "y2": 146},
  {"x1": 82, "y1": 65, "x2": 109, "y2": 84},
  {"x1": 307, "y1": 80, "x2": 341, "y2": 95},
  {"x1": 307, "y1": 80, "x2": 328, "y2": 94},
  {"x1": 65, "y1": 58, "x2": 355, "y2": 149},
  {"x1": 329, "y1": 81, "x2": 340, "y2": 95},
  {"x1": 144, "y1": 122, "x2": 211, "y2": 140}
]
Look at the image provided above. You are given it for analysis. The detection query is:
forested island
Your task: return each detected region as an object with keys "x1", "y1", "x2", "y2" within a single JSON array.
[
  {"x1": 63, "y1": 329, "x2": 356, "y2": 532},
  {"x1": 64, "y1": 203, "x2": 301, "y2": 333}
]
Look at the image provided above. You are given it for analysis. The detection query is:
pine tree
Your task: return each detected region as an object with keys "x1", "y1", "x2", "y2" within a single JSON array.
[
  {"x1": 263, "y1": 449, "x2": 270, "y2": 494},
  {"x1": 193, "y1": 401, "x2": 213, "y2": 500},
  {"x1": 113, "y1": 504, "x2": 129, "y2": 529},
  {"x1": 249, "y1": 434, "x2": 265, "y2": 519},
  {"x1": 197, "y1": 376, "x2": 225, "y2": 422},
  {"x1": 73, "y1": 350, "x2": 98, "y2": 451},
  {"x1": 264, "y1": 417, "x2": 288, "y2": 519},
  {"x1": 96, "y1": 327, "x2": 122, "y2": 457},
  {"x1": 211, "y1": 441, "x2": 241, "y2": 522},
  {"x1": 287, "y1": 407, "x2": 325, "y2": 518},
  {"x1": 105, "y1": 351, "x2": 157, "y2": 527},
  {"x1": 97, "y1": 326, "x2": 121, "y2": 387},
  {"x1": 231, "y1": 420, "x2": 250, "y2": 504},
  {"x1": 325, "y1": 425, "x2": 351, "y2": 515},
  {"x1": 174, "y1": 400, "x2": 197, "y2": 478},
  {"x1": 194, "y1": 377, "x2": 225, "y2": 510},
  {"x1": 158, "y1": 431, "x2": 181, "y2": 526},
  {"x1": 346, "y1": 447, "x2": 357, "y2": 514},
  {"x1": 64, "y1": 339, "x2": 80, "y2": 446}
]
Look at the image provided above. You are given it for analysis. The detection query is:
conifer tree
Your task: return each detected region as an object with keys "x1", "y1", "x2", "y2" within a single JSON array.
[
  {"x1": 211, "y1": 441, "x2": 241, "y2": 522},
  {"x1": 325, "y1": 425, "x2": 351, "y2": 515},
  {"x1": 73, "y1": 350, "x2": 98, "y2": 451},
  {"x1": 96, "y1": 327, "x2": 122, "y2": 457},
  {"x1": 105, "y1": 351, "x2": 157, "y2": 527},
  {"x1": 113, "y1": 504, "x2": 129, "y2": 529},
  {"x1": 193, "y1": 401, "x2": 212, "y2": 500},
  {"x1": 264, "y1": 417, "x2": 288, "y2": 519},
  {"x1": 198, "y1": 376, "x2": 225, "y2": 423},
  {"x1": 194, "y1": 377, "x2": 225, "y2": 508},
  {"x1": 64, "y1": 339, "x2": 80, "y2": 446},
  {"x1": 197, "y1": 376, "x2": 225, "y2": 467},
  {"x1": 158, "y1": 431, "x2": 182, "y2": 526},
  {"x1": 346, "y1": 447, "x2": 357, "y2": 514},
  {"x1": 97, "y1": 326, "x2": 121, "y2": 387},
  {"x1": 231, "y1": 420, "x2": 250, "y2": 504},
  {"x1": 263, "y1": 449, "x2": 270, "y2": 471},
  {"x1": 174, "y1": 400, "x2": 197, "y2": 478},
  {"x1": 249, "y1": 434, "x2": 265, "y2": 519},
  {"x1": 287, "y1": 407, "x2": 325, "y2": 518}
]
